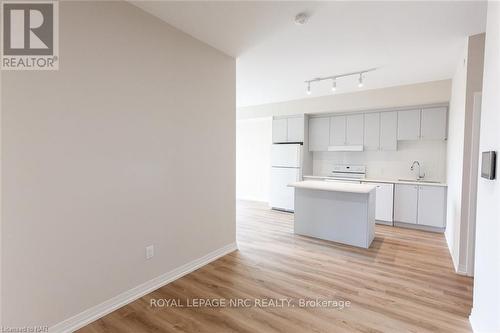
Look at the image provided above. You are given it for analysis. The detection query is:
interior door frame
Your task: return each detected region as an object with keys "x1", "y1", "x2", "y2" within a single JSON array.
[{"x1": 465, "y1": 92, "x2": 482, "y2": 276}]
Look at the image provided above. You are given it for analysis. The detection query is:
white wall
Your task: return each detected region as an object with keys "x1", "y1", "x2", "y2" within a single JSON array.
[
  {"x1": 237, "y1": 80, "x2": 451, "y2": 119},
  {"x1": 0, "y1": 1, "x2": 235, "y2": 327},
  {"x1": 313, "y1": 141, "x2": 447, "y2": 181},
  {"x1": 0, "y1": 58, "x2": 3, "y2": 327},
  {"x1": 460, "y1": 34, "x2": 485, "y2": 273},
  {"x1": 236, "y1": 118, "x2": 272, "y2": 202},
  {"x1": 446, "y1": 40, "x2": 468, "y2": 269},
  {"x1": 470, "y1": 2, "x2": 500, "y2": 332},
  {"x1": 446, "y1": 33, "x2": 485, "y2": 273}
]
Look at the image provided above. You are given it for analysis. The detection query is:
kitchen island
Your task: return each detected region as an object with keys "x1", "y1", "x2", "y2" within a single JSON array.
[{"x1": 288, "y1": 180, "x2": 377, "y2": 248}]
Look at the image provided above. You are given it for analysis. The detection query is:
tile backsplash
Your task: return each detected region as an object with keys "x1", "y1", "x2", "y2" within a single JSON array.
[{"x1": 312, "y1": 140, "x2": 447, "y2": 181}]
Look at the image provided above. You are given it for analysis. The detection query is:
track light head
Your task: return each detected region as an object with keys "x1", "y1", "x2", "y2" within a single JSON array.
[
  {"x1": 306, "y1": 82, "x2": 311, "y2": 95},
  {"x1": 358, "y1": 73, "x2": 364, "y2": 88},
  {"x1": 331, "y1": 79, "x2": 337, "y2": 92}
]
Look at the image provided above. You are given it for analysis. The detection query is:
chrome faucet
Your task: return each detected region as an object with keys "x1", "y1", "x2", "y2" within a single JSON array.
[{"x1": 410, "y1": 161, "x2": 425, "y2": 180}]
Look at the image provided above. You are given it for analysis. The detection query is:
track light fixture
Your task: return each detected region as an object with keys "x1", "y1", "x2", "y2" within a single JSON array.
[{"x1": 304, "y1": 68, "x2": 376, "y2": 95}]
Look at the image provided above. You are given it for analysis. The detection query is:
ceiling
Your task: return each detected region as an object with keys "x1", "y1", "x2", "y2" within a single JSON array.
[{"x1": 131, "y1": 1, "x2": 487, "y2": 107}]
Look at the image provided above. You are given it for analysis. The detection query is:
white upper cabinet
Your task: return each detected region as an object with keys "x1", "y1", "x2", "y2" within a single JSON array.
[
  {"x1": 363, "y1": 113, "x2": 380, "y2": 150},
  {"x1": 394, "y1": 184, "x2": 418, "y2": 224},
  {"x1": 330, "y1": 116, "x2": 346, "y2": 146},
  {"x1": 420, "y1": 107, "x2": 447, "y2": 140},
  {"x1": 346, "y1": 114, "x2": 364, "y2": 145},
  {"x1": 287, "y1": 116, "x2": 304, "y2": 142},
  {"x1": 397, "y1": 109, "x2": 421, "y2": 140},
  {"x1": 272, "y1": 118, "x2": 288, "y2": 143},
  {"x1": 272, "y1": 116, "x2": 304, "y2": 143},
  {"x1": 308, "y1": 117, "x2": 330, "y2": 151},
  {"x1": 417, "y1": 185, "x2": 447, "y2": 228},
  {"x1": 306, "y1": 105, "x2": 447, "y2": 151},
  {"x1": 380, "y1": 111, "x2": 398, "y2": 151}
]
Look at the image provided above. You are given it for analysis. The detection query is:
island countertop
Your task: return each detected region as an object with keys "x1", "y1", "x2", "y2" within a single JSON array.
[{"x1": 288, "y1": 180, "x2": 376, "y2": 194}]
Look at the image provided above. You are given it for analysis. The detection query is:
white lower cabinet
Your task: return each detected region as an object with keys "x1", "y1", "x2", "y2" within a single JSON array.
[
  {"x1": 417, "y1": 186, "x2": 447, "y2": 228},
  {"x1": 305, "y1": 178, "x2": 447, "y2": 230},
  {"x1": 363, "y1": 182, "x2": 393, "y2": 223},
  {"x1": 394, "y1": 184, "x2": 418, "y2": 224},
  {"x1": 394, "y1": 184, "x2": 447, "y2": 228}
]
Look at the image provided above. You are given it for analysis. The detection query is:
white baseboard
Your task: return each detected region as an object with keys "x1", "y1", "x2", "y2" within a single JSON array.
[
  {"x1": 457, "y1": 263, "x2": 468, "y2": 275},
  {"x1": 469, "y1": 308, "x2": 478, "y2": 333},
  {"x1": 50, "y1": 242, "x2": 238, "y2": 333},
  {"x1": 445, "y1": 231, "x2": 459, "y2": 272}
]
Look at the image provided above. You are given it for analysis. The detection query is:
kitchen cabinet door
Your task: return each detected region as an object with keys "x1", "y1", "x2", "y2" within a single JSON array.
[
  {"x1": 394, "y1": 184, "x2": 418, "y2": 224},
  {"x1": 374, "y1": 183, "x2": 394, "y2": 222},
  {"x1": 308, "y1": 117, "x2": 330, "y2": 151},
  {"x1": 330, "y1": 116, "x2": 346, "y2": 146},
  {"x1": 346, "y1": 114, "x2": 364, "y2": 145},
  {"x1": 272, "y1": 118, "x2": 288, "y2": 143},
  {"x1": 287, "y1": 116, "x2": 304, "y2": 142},
  {"x1": 364, "y1": 113, "x2": 380, "y2": 150},
  {"x1": 363, "y1": 182, "x2": 393, "y2": 223},
  {"x1": 397, "y1": 109, "x2": 421, "y2": 140},
  {"x1": 420, "y1": 107, "x2": 447, "y2": 140},
  {"x1": 380, "y1": 111, "x2": 398, "y2": 151},
  {"x1": 418, "y1": 185, "x2": 447, "y2": 228}
]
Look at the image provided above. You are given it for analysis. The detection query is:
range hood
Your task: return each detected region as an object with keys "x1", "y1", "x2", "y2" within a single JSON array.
[{"x1": 327, "y1": 145, "x2": 364, "y2": 152}]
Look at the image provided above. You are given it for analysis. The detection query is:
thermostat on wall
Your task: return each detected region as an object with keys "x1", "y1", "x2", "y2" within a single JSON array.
[{"x1": 481, "y1": 151, "x2": 496, "y2": 180}]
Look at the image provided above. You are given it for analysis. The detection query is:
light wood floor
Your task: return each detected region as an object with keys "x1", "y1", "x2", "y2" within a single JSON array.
[{"x1": 79, "y1": 200, "x2": 473, "y2": 333}]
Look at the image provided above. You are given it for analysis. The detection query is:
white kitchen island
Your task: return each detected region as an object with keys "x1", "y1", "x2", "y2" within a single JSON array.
[{"x1": 289, "y1": 181, "x2": 377, "y2": 248}]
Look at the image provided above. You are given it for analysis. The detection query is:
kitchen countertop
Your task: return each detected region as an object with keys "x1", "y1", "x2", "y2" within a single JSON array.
[
  {"x1": 303, "y1": 175, "x2": 447, "y2": 187},
  {"x1": 289, "y1": 180, "x2": 377, "y2": 194}
]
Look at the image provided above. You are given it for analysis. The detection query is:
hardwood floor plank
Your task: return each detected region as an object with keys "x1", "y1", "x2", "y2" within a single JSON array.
[{"x1": 78, "y1": 200, "x2": 473, "y2": 333}]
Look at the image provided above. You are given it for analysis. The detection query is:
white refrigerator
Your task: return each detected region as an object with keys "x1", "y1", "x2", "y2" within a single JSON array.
[{"x1": 270, "y1": 144, "x2": 302, "y2": 212}]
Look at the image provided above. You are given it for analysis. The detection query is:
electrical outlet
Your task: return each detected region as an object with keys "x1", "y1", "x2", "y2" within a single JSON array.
[{"x1": 146, "y1": 245, "x2": 154, "y2": 260}]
